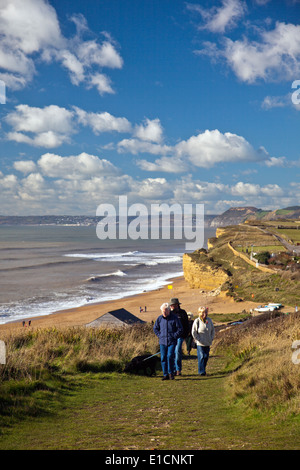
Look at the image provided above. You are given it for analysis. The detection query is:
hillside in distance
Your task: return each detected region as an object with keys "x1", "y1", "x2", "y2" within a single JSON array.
[
  {"x1": 209, "y1": 206, "x2": 300, "y2": 227},
  {"x1": 210, "y1": 207, "x2": 260, "y2": 227},
  {"x1": 0, "y1": 206, "x2": 299, "y2": 228}
]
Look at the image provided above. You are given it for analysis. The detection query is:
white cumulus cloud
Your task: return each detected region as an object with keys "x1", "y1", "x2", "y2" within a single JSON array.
[
  {"x1": 203, "y1": 21, "x2": 300, "y2": 83},
  {"x1": 133, "y1": 118, "x2": 164, "y2": 143},
  {"x1": 5, "y1": 104, "x2": 134, "y2": 148},
  {"x1": 0, "y1": 0, "x2": 63, "y2": 88},
  {"x1": 136, "y1": 155, "x2": 189, "y2": 174},
  {"x1": 5, "y1": 104, "x2": 75, "y2": 148},
  {"x1": 13, "y1": 160, "x2": 37, "y2": 174},
  {"x1": 0, "y1": 0, "x2": 123, "y2": 94},
  {"x1": 175, "y1": 129, "x2": 264, "y2": 168},
  {"x1": 129, "y1": 129, "x2": 269, "y2": 171},
  {"x1": 77, "y1": 39, "x2": 123, "y2": 69},
  {"x1": 38, "y1": 152, "x2": 121, "y2": 179},
  {"x1": 74, "y1": 107, "x2": 132, "y2": 134}
]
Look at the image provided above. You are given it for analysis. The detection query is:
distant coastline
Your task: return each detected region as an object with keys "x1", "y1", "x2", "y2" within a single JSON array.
[
  {"x1": 1, "y1": 205, "x2": 299, "y2": 227},
  {"x1": 0, "y1": 214, "x2": 216, "y2": 228}
]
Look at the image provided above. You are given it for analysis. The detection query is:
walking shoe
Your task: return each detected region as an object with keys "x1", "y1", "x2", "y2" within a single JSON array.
[
  {"x1": 169, "y1": 374, "x2": 175, "y2": 380},
  {"x1": 162, "y1": 375, "x2": 169, "y2": 381}
]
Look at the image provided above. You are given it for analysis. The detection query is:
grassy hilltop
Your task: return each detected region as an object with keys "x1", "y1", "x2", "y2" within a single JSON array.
[{"x1": 188, "y1": 221, "x2": 300, "y2": 307}]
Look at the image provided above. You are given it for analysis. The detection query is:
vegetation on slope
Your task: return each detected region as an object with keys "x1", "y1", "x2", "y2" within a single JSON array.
[
  {"x1": 200, "y1": 223, "x2": 300, "y2": 306},
  {"x1": 214, "y1": 311, "x2": 300, "y2": 416},
  {"x1": 0, "y1": 311, "x2": 299, "y2": 447},
  {"x1": 0, "y1": 324, "x2": 158, "y2": 432}
]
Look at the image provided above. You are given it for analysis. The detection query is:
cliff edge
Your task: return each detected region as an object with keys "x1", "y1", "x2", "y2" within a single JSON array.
[{"x1": 183, "y1": 249, "x2": 229, "y2": 291}]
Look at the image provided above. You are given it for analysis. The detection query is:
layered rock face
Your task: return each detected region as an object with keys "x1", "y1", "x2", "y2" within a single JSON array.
[{"x1": 182, "y1": 252, "x2": 229, "y2": 290}]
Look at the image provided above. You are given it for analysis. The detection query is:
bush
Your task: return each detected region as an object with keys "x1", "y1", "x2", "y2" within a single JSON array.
[{"x1": 254, "y1": 251, "x2": 271, "y2": 264}]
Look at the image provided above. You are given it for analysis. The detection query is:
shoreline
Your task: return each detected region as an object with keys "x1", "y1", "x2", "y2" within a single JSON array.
[{"x1": 0, "y1": 276, "x2": 262, "y2": 334}]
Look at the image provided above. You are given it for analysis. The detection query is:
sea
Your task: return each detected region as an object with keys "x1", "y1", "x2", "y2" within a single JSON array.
[{"x1": 0, "y1": 225, "x2": 216, "y2": 325}]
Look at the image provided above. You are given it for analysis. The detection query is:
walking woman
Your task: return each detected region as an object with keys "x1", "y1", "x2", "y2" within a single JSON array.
[{"x1": 192, "y1": 306, "x2": 215, "y2": 376}]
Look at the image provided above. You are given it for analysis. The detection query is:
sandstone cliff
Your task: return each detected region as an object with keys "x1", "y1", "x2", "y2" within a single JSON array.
[{"x1": 183, "y1": 251, "x2": 229, "y2": 290}]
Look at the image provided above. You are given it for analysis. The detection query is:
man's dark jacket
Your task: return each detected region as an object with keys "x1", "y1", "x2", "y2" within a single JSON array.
[
  {"x1": 153, "y1": 313, "x2": 183, "y2": 346},
  {"x1": 172, "y1": 307, "x2": 189, "y2": 339}
]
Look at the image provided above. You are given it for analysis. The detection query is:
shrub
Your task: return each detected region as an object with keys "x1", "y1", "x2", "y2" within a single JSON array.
[{"x1": 254, "y1": 251, "x2": 271, "y2": 264}]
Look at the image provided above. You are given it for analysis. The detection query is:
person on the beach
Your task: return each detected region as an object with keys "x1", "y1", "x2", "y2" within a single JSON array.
[
  {"x1": 153, "y1": 302, "x2": 183, "y2": 380},
  {"x1": 169, "y1": 298, "x2": 189, "y2": 376},
  {"x1": 192, "y1": 306, "x2": 215, "y2": 376}
]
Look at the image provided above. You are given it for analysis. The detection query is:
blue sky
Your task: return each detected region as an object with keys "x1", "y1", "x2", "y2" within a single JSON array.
[{"x1": 0, "y1": 0, "x2": 300, "y2": 215}]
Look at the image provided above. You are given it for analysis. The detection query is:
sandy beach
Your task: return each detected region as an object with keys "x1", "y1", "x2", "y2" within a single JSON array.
[{"x1": 0, "y1": 276, "x2": 262, "y2": 334}]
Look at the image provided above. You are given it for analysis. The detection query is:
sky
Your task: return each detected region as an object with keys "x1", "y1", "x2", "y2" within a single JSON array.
[{"x1": 0, "y1": 0, "x2": 300, "y2": 216}]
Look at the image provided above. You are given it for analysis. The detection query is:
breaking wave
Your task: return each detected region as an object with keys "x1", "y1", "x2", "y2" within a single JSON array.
[
  {"x1": 65, "y1": 250, "x2": 182, "y2": 267},
  {"x1": 86, "y1": 270, "x2": 127, "y2": 282}
]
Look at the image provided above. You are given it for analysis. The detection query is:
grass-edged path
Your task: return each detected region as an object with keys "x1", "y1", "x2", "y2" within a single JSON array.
[{"x1": 0, "y1": 353, "x2": 298, "y2": 450}]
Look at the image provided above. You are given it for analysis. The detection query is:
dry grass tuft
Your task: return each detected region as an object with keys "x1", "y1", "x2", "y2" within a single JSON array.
[
  {"x1": 0, "y1": 323, "x2": 158, "y2": 381},
  {"x1": 213, "y1": 312, "x2": 300, "y2": 415}
]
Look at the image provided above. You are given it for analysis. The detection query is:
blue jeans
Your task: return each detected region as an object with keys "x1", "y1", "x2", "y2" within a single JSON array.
[
  {"x1": 160, "y1": 344, "x2": 176, "y2": 376},
  {"x1": 197, "y1": 345, "x2": 210, "y2": 375},
  {"x1": 175, "y1": 337, "x2": 184, "y2": 373}
]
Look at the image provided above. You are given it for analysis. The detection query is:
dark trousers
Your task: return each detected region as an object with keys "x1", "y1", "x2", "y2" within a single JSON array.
[{"x1": 174, "y1": 337, "x2": 184, "y2": 372}]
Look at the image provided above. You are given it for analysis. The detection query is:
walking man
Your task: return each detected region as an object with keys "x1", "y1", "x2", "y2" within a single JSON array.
[{"x1": 169, "y1": 297, "x2": 189, "y2": 376}]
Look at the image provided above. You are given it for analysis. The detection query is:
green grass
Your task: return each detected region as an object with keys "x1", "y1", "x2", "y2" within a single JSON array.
[
  {"x1": 0, "y1": 314, "x2": 299, "y2": 450},
  {"x1": 276, "y1": 209, "x2": 294, "y2": 216},
  {"x1": 232, "y1": 271, "x2": 300, "y2": 306},
  {"x1": 277, "y1": 229, "x2": 300, "y2": 243},
  {"x1": 209, "y1": 313, "x2": 251, "y2": 323},
  {"x1": 254, "y1": 211, "x2": 270, "y2": 220},
  {"x1": 236, "y1": 245, "x2": 286, "y2": 256},
  {"x1": 0, "y1": 353, "x2": 299, "y2": 450}
]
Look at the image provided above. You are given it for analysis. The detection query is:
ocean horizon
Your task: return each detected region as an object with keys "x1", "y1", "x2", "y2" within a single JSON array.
[{"x1": 0, "y1": 225, "x2": 216, "y2": 325}]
